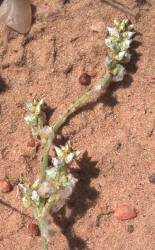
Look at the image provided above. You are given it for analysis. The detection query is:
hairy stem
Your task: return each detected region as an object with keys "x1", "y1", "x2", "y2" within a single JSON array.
[
  {"x1": 39, "y1": 218, "x2": 48, "y2": 250},
  {"x1": 41, "y1": 138, "x2": 51, "y2": 183},
  {"x1": 41, "y1": 73, "x2": 112, "y2": 184},
  {"x1": 39, "y1": 72, "x2": 112, "y2": 249},
  {"x1": 53, "y1": 73, "x2": 112, "y2": 133},
  {"x1": 41, "y1": 72, "x2": 112, "y2": 215}
]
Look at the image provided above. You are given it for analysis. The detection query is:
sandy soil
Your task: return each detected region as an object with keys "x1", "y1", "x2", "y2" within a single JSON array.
[{"x1": 0, "y1": 0, "x2": 154, "y2": 249}]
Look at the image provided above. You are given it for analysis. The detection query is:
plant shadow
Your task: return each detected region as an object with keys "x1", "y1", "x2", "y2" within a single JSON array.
[
  {"x1": 0, "y1": 76, "x2": 9, "y2": 94},
  {"x1": 45, "y1": 105, "x2": 56, "y2": 123},
  {"x1": 51, "y1": 151, "x2": 99, "y2": 250},
  {"x1": 126, "y1": 40, "x2": 142, "y2": 74}
]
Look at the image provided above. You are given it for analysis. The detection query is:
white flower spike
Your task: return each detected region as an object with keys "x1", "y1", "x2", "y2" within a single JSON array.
[{"x1": 105, "y1": 18, "x2": 135, "y2": 82}]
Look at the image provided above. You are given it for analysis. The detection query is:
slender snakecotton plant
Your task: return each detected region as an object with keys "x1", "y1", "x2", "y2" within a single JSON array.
[{"x1": 20, "y1": 18, "x2": 135, "y2": 250}]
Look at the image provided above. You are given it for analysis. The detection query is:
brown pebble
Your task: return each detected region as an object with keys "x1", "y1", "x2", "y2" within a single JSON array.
[
  {"x1": 127, "y1": 224, "x2": 134, "y2": 233},
  {"x1": 0, "y1": 179, "x2": 12, "y2": 193},
  {"x1": 27, "y1": 138, "x2": 35, "y2": 147},
  {"x1": 79, "y1": 73, "x2": 91, "y2": 86},
  {"x1": 28, "y1": 223, "x2": 40, "y2": 236},
  {"x1": 114, "y1": 205, "x2": 137, "y2": 220},
  {"x1": 148, "y1": 174, "x2": 155, "y2": 184}
]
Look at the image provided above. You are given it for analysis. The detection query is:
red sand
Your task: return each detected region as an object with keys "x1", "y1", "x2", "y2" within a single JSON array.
[{"x1": 0, "y1": 0, "x2": 154, "y2": 249}]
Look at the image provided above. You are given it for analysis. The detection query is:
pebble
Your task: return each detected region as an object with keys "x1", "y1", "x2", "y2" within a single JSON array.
[
  {"x1": 0, "y1": 179, "x2": 12, "y2": 193},
  {"x1": 91, "y1": 22, "x2": 105, "y2": 32},
  {"x1": 114, "y1": 205, "x2": 137, "y2": 220},
  {"x1": 148, "y1": 173, "x2": 155, "y2": 184},
  {"x1": 28, "y1": 223, "x2": 40, "y2": 236},
  {"x1": 27, "y1": 138, "x2": 35, "y2": 147},
  {"x1": 79, "y1": 73, "x2": 91, "y2": 86},
  {"x1": 127, "y1": 224, "x2": 134, "y2": 233}
]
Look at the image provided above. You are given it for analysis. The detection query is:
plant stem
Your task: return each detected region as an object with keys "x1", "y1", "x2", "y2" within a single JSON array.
[
  {"x1": 53, "y1": 73, "x2": 112, "y2": 133},
  {"x1": 41, "y1": 73, "x2": 112, "y2": 183},
  {"x1": 41, "y1": 139, "x2": 51, "y2": 183},
  {"x1": 39, "y1": 72, "x2": 112, "y2": 250},
  {"x1": 39, "y1": 218, "x2": 48, "y2": 250}
]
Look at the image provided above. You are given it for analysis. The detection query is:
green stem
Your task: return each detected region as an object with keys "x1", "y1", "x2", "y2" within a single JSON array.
[
  {"x1": 41, "y1": 73, "x2": 112, "y2": 183},
  {"x1": 41, "y1": 139, "x2": 51, "y2": 183},
  {"x1": 39, "y1": 218, "x2": 48, "y2": 250},
  {"x1": 39, "y1": 72, "x2": 112, "y2": 250},
  {"x1": 53, "y1": 73, "x2": 112, "y2": 133}
]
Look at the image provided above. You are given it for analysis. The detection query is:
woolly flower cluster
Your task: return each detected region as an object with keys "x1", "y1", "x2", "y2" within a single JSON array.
[
  {"x1": 45, "y1": 141, "x2": 80, "y2": 213},
  {"x1": 24, "y1": 99, "x2": 54, "y2": 144},
  {"x1": 105, "y1": 18, "x2": 135, "y2": 82},
  {"x1": 19, "y1": 179, "x2": 40, "y2": 207},
  {"x1": 20, "y1": 141, "x2": 79, "y2": 215}
]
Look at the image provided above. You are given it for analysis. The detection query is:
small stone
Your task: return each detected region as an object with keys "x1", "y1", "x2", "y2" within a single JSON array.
[
  {"x1": 79, "y1": 73, "x2": 91, "y2": 86},
  {"x1": 114, "y1": 205, "x2": 137, "y2": 220},
  {"x1": 0, "y1": 179, "x2": 12, "y2": 193},
  {"x1": 148, "y1": 174, "x2": 155, "y2": 184},
  {"x1": 28, "y1": 223, "x2": 40, "y2": 236},
  {"x1": 27, "y1": 138, "x2": 35, "y2": 147},
  {"x1": 127, "y1": 224, "x2": 134, "y2": 233},
  {"x1": 91, "y1": 22, "x2": 105, "y2": 32}
]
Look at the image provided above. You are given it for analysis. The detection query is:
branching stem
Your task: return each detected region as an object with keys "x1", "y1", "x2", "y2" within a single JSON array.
[
  {"x1": 40, "y1": 72, "x2": 112, "y2": 250},
  {"x1": 53, "y1": 73, "x2": 112, "y2": 133},
  {"x1": 41, "y1": 72, "x2": 112, "y2": 184}
]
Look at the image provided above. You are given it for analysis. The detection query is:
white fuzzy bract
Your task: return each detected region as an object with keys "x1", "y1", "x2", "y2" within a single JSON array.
[
  {"x1": 46, "y1": 168, "x2": 57, "y2": 180},
  {"x1": 38, "y1": 182, "x2": 56, "y2": 198},
  {"x1": 31, "y1": 190, "x2": 40, "y2": 205},
  {"x1": 105, "y1": 18, "x2": 135, "y2": 82}
]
